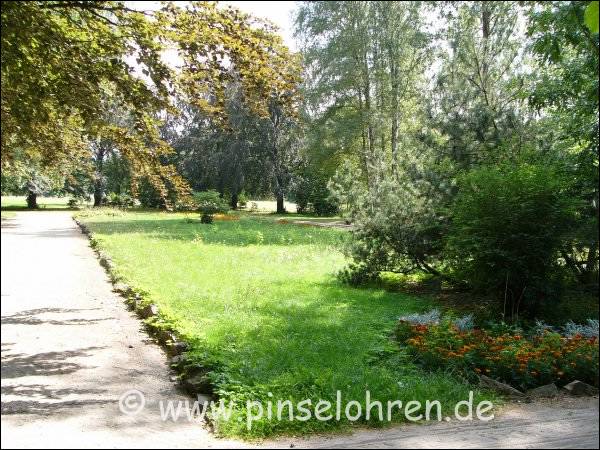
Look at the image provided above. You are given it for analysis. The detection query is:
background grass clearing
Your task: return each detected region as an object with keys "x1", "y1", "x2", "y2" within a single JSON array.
[{"x1": 0, "y1": 195, "x2": 88, "y2": 210}]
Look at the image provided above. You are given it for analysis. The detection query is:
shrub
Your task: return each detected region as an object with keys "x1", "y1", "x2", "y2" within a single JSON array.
[
  {"x1": 337, "y1": 263, "x2": 380, "y2": 286},
  {"x1": 446, "y1": 164, "x2": 578, "y2": 318},
  {"x1": 106, "y1": 192, "x2": 134, "y2": 208},
  {"x1": 67, "y1": 198, "x2": 83, "y2": 209},
  {"x1": 399, "y1": 309, "x2": 441, "y2": 326},
  {"x1": 237, "y1": 191, "x2": 248, "y2": 208},
  {"x1": 536, "y1": 291, "x2": 599, "y2": 326},
  {"x1": 135, "y1": 177, "x2": 184, "y2": 210},
  {"x1": 396, "y1": 317, "x2": 599, "y2": 390},
  {"x1": 563, "y1": 319, "x2": 599, "y2": 339},
  {"x1": 193, "y1": 190, "x2": 229, "y2": 224},
  {"x1": 200, "y1": 213, "x2": 214, "y2": 224},
  {"x1": 293, "y1": 169, "x2": 339, "y2": 216},
  {"x1": 453, "y1": 314, "x2": 475, "y2": 332},
  {"x1": 330, "y1": 159, "x2": 448, "y2": 282}
]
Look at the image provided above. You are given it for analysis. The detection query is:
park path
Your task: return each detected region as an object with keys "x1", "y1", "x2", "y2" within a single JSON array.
[
  {"x1": 1, "y1": 211, "x2": 598, "y2": 449},
  {"x1": 0, "y1": 211, "x2": 243, "y2": 449}
]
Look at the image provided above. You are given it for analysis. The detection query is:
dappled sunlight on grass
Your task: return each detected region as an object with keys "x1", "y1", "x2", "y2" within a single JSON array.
[
  {"x1": 80, "y1": 210, "x2": 346, "y2": 247},
  {"x1": 79, "y1": 210, "x2": 493, "y2": 437}
]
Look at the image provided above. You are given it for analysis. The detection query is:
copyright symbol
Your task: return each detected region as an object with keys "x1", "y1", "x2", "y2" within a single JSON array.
[{"x1": 119, "y1": 389, "x2": 145, "y2": 416}]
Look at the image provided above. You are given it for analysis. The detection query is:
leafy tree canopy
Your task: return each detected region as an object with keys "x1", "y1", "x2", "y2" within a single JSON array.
[{"x1": 1, "y1": 1, "x2": 300, "y2": 205}]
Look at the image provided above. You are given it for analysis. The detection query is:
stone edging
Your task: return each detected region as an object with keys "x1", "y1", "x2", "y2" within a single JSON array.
[{"x1": 72, "y1": 215, "x2": 215, "y2": 401}]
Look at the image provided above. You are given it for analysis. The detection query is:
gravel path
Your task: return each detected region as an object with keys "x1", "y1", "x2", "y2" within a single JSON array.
[{"x1": 1, "y1": 211, "x2": 598, "y2": 449}]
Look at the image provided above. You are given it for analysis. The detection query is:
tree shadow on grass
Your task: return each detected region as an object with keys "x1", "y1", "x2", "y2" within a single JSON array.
[
  {"x1": 179, "y1": 279, "x2": 431, "y2": 392},
  {"x1": 83, "y1": 215, "x2": 346, "y2": 247},
  {"x1": 172, "y1": 280, "x2": 462, "y2": 436}
]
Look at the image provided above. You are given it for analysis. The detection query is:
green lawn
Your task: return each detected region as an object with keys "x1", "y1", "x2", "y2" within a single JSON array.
[
  {"x1": 0, "y1": 195, "x2": 81, "y2": 210},
  {"x1": 77, "y1": 209, "x2": 492, "y2": 437}
]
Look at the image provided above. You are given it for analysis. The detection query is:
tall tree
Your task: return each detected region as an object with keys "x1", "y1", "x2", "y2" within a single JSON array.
[
  {"x1": 261, "y1": 98, "x2": 303, "y2": 213},
  {"x1": 1, "y1": 1, "x2": 299, "y2": 206},
  {"x1": 527, "y1": 0, "x2": 599, "y2": 286},
  {"x1": 430, "y1": 1, "x2": 529, "y2": 169},
  {"x1": 296, "y1": 1, "x2": 429, "y2": 185}
]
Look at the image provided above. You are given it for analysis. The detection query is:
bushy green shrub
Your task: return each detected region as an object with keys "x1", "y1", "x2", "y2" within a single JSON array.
[
  {"x1": 293, "y1": 169, "x2": 339, "y2": 216},
  {"x1": 446, "y1": 164, "x2": 578, "y2": 317},
  {"x1": 337, "y1": 262, "x2": 380, "y2": 286},
  {"x1": 237, "y1": 191, "x2": 248, "y2": 208},
  {"x1": 67, "y1": 198, "x2": 83, "y2": 209},
  {"x1": 200, "y1": 213, "x2": 214, "y2": 224},
  {"x1": 330, "y1": 160, "x2": 448, "y2": 280},
  {"x1": 193, "y1": 190, "x2": 229, "y2": 223},
  {"x1": 106, "y1": 192, "x2": 134, "y2": 208}
]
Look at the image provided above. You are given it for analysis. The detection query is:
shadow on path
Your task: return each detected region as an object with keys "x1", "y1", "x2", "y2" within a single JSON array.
[
  {"x1": 1, "y1": 346, "x2": 105, "y2": 379},
  {"x1": 1, "y1": 308, "x2": 111, "y2": 326}
]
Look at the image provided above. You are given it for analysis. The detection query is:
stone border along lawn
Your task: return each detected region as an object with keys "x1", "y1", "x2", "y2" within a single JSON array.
[
  {"x1": 73, "y1": 210, "x2": 498, "y2": 439},
  {"x1": 74, "y1": 216, "x2": 189, "y2": 357}
]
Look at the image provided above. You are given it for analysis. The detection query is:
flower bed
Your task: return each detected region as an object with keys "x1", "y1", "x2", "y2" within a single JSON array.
[{"x1": 395, "y1": 316, "x2": 599, "y2": 390}]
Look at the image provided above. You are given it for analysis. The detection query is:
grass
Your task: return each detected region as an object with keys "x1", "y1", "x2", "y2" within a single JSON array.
[
  {"x1": 243, "y1": 199, "x2": 298, "y2": 212},
  {"x1": 77, "y1": 209, "x2": 494, "y2": 438},
  {"x1": 0, "y1": 195, "x2": 87, "y2": 210}
]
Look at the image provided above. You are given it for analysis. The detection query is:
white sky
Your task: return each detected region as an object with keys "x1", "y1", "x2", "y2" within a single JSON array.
[
  {"x1": 127, "y1": 1, "x2": 298, "y2": 50},
  {"x1": 222, "y1": 1, "x2": 298, "y2": 50}
]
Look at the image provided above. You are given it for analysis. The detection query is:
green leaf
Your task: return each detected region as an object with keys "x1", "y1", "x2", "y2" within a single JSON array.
[{"x1": 584, "y1": 1, "x2": 599, "y2": 33}]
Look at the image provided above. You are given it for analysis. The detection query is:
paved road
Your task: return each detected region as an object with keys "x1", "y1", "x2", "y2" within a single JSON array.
[{"x1": 1, "y1": 212, "x2": 598, "y2": 449}]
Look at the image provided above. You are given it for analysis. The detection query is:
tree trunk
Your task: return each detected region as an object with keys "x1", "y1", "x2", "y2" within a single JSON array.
[
  {"x1": 230, "y1": 192, "x2": 238, "y2": 210},
  {"x1": 26, "y1": 190, "x2": 38, "y2": 209},
  {"x1": 357, "y1": 88, "x2": 371, "y2": 188},
  {"x1": 482, "y1": 4, "x2": 491, "y2": 39},
  {"x1": 363, "y1": 59, "x2": 375, "y2": 157},
  {"x1": 276, "y1": 193, "x2": 285, "y2": 214},
  {"x1": 583, "y1": 241, "x2": 599, "y2": 286},
  {"x1": 93, "y1": 183, "x2": 103, "y2": 207},
  {"x1": 390, "y1": 57, "x2": 400, "y2": 176},
  {"x1": 93, "y1": 145, "x2": 106, "y2": 207}
]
